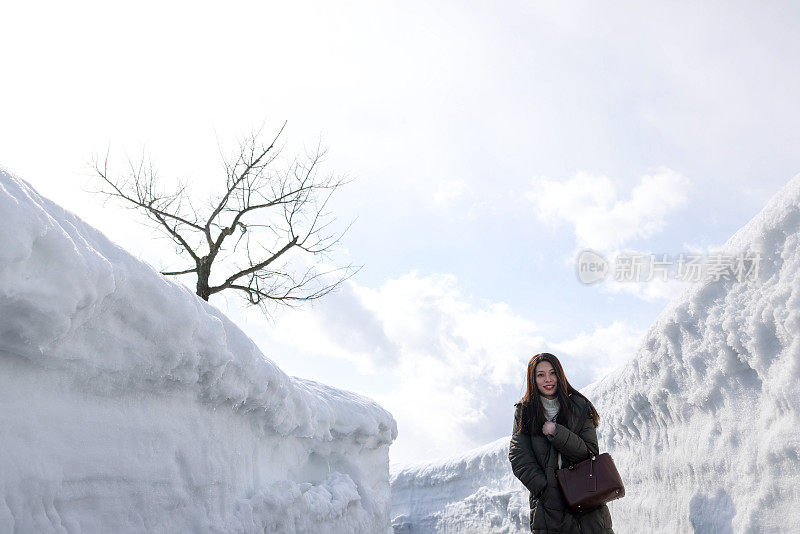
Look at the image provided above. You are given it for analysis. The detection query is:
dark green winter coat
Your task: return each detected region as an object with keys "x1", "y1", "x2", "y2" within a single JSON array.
[{"x1": 508, "y1": 394, "x2": 614, "y2": 533}]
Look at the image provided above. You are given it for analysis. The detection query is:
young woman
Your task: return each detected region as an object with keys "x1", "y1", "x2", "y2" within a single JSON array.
[{"x1": 508, "y1": 352, "x2": 614, "y2": 533}]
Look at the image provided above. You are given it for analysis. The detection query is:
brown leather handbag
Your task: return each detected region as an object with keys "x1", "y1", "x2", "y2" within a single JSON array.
[{"x1": 555, "y1": 453, "x2": 625, "y2": 513}]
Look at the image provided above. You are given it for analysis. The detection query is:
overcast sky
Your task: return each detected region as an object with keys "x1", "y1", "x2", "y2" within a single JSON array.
[{"x1": 2, "y1": 0, "x2": 800, "y2": 466}]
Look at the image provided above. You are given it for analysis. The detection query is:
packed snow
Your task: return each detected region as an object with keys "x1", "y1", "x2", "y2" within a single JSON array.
[
  {"x1": 390, "y1": 174, "x2": 800, "y2": 533},
  {"x1": 0, "y1": 169, "x2": 397, "y2": 533},
  {"x1": 391, "y1": 437, "x2": 530, "y2": 533}
]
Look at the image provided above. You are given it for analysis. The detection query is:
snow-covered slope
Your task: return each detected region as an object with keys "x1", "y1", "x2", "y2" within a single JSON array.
[
  {"x1": 391, "y1": 436, "x2": 529, "y2": 533},
  {"x1": 0, "y1": 170, "x2": 397, "y2": 533},
  {"x1": 390, "y1": 175, "x2": 800, "y2": 533}
]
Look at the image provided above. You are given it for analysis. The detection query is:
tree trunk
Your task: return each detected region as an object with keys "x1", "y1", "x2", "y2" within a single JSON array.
[{"x1": 196, "y1": 256, "x2": 211, "y2": 301}]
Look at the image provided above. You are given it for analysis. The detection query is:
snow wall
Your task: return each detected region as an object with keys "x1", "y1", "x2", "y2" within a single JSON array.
[
  {"x1": 391, "y1": 174, "x2": 800, "y2": 533},
  {"x1": 0, "y1": 170, "x2": 397, "y2": 533}
]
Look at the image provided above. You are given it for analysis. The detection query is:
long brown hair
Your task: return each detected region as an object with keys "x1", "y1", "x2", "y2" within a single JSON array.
[{"x1": 515, "y1": 352, "x2": 600, "y2": 435}]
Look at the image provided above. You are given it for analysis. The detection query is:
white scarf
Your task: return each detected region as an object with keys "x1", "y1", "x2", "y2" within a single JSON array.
[
  {"x1": 540, "y1": 396, "x2": 562, "y2": 468},
  {"x1": 541, "y1": 396, "x2": 559, "y2": 421}
]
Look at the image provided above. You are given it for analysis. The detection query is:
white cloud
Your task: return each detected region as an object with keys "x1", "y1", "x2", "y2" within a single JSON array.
[
  {"x1": 269, "y1": 281, "x2": 401, "y2": 373},
  {"x1": 430, "y1": 179, "x2": 471, "y2": 209},
  {"x1": 526, "y1": 168, "x2": 691, "y2": 251},
  {"x1": 602, "y1": 276, "x2": 687, "y2": 303},
  {"x1": 271, "y1": 271, "x2": 545, "y2": 463},
  {"x1": 268, "y1": 269, "x2": 648, "y2": 465},
  {"x1": 681, "y1": 241, "x2": 726, "y2": 256},
  {"x1": 549, "y1": 320, "x2": 647, "y2": 386}
]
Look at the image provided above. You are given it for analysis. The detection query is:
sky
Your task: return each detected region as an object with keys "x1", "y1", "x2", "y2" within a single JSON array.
[{"x1": 2, "y1": 0, "x2": 800, "y2": 466}]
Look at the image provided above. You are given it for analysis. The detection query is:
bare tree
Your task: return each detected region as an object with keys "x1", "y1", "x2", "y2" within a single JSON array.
[{"x1": 91, "y1": 122, "x2": 359, "y2": 317}]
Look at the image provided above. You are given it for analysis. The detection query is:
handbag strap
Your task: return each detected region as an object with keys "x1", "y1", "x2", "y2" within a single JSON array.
[{"x1": 565, "y1": 453, "x2": 597, "y2": 471}]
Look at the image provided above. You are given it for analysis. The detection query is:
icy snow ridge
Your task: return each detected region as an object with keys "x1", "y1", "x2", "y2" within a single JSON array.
[
  {"x1": 390, "y1": 436, "x2": 529, "y2": 533},
  {"x1": 390, "y1": 174, "x2": 800, "y2": 533},
  {"x1": 0, "y1": 170, "x2": 397, "y2": 533}
]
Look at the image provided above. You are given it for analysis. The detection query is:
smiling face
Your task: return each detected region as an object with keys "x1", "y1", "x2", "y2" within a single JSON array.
[{"x1": 534, "y1": 360, "x2": 558, "y2": 399}]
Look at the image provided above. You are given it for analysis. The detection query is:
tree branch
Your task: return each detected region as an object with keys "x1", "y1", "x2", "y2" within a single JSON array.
[
  {"x1": 208, "y1": 235, "x2": 299, "y2": 295},
  {"x1": 90, "y1": 122, "x2": 357, "y2": 316},
  {"x1": 161, "y1": 267, "x2": 198, "y2": 276}
]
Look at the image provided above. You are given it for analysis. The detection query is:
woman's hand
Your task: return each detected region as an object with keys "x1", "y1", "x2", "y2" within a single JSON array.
[{"x1": 542, "y1": 421, "x2": 556, "y2": 436}]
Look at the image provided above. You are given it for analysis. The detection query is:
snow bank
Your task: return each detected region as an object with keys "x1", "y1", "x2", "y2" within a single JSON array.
[
  {"x1": 0, "y1": 170, "x2": 397, "y2": 533},
  {"x1": 390, "y1": 437, "x2": 529, "y2": 533},
  {"x1": 390, "y1": 174, "x2": 800, "y2": 533}
]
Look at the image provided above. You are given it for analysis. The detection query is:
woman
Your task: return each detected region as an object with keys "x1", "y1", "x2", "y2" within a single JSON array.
[{"x1": 508, "y1": 352, "x2": 614, "y2": 533}]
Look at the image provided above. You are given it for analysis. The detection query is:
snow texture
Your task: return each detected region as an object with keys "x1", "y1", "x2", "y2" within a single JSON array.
[
  {"x1": 391, "y1": 436, "x2": 530, "y2": 533},
  {"x1": 390, "y1": 174, "x2": 800, "y2": 533},
  {"x1": 0, "y1": 169, "x2": 397, "y2": 533}
]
